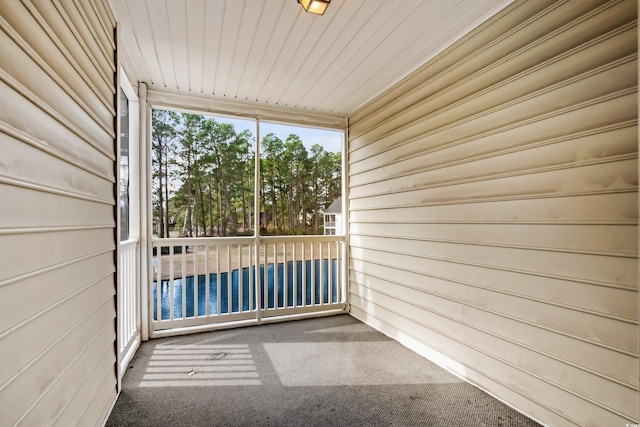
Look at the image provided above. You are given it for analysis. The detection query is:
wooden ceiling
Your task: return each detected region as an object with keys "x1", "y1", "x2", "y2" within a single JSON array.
[{"x1": 109, "y1": 0, "x2": 513, "y2": 117}]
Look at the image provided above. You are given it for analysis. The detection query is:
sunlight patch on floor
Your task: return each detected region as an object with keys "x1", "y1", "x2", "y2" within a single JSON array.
[
  {"x1": 140, "y1": 343, "x2": 261, "y2": 387},
  {"x1": 264, "y1": 341, "x2": 454, "y2": 387}
]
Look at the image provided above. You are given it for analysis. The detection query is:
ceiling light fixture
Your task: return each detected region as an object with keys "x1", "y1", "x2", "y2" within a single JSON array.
[{"x1": 298, "y1": 0, "x2": 330, "y2": 15}]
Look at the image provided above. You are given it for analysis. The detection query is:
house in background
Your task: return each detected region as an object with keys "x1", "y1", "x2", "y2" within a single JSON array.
[
  {"x1": 324, "y1": 197, "x2": 342, "y2": 235},
  {"x1": 0, "y1": 0, "x2": 637, "y2": 426}
]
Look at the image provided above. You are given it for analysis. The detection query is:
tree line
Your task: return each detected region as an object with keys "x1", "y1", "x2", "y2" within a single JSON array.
[{"x1": 152, "y1": 110, "x2": 341, "y2": 237}]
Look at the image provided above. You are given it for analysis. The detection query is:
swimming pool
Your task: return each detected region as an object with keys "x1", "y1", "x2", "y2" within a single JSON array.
[{"x1": 152, "y1": 259, "x2": 338, "y2": 320}]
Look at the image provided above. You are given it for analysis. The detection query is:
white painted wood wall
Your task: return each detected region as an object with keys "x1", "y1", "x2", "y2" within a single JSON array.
[
  {"x1": 347, "y1": 0, "x2": 638, "y2": 425},
  {"x1": 0, "y1": 1, "x2": 118, "y2": 425}
]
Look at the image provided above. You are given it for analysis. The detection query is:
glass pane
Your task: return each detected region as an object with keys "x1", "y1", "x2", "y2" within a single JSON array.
[
  {"x1": 259, "y1": 122, "x2": 342, "y2": 236},
  {"x1": 151, "y1": 110, "x2": 256, "y2": 237},
  {"x1": 119, "y1": 90, "x2": 130, "y2": 242}
]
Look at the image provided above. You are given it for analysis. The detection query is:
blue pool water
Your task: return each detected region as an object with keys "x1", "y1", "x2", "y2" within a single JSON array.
[{"x1": 152, "y1": 259, "x2": 338, "y2": 320}]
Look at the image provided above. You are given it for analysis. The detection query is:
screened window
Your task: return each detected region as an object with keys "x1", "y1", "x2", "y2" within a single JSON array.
[{"x1": 119, "y1": 90, "x2": 130, "y2": 242}]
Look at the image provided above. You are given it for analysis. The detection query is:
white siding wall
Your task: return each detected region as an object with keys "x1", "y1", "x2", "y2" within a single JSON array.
[
  {"x1": 0, "y1": 1, "x2": 118, "y2": 426},
  {"x1": 348, "y1": 1, "x2": 638, "y2": 426}
]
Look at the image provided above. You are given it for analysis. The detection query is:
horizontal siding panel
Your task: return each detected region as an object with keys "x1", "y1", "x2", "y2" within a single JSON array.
[
  {"x1": 32, "y1": 0, "x2": 116, "y2": 86},
  {"x1": 349, "y1": 0, "x2": 635, "y2": 143},
  {"x1": 350, "y1": 192, "x2": 638, "y2": 225},
  {"x1": 56, "y1": 0, "x2": 114, "y2": 68},
  {"x1": 351, "y1": 282, "x2": 638, "y2": 419},
  {"x1": 0, "y1": 2, "x2": 114, "y2": 111},
  {"x1": 351, "y1": 94, "x2": 637, "y2": 179},
  {"x1": 351, "y1": 296, "x2": 634, "y2": 427},
  {"x1": 96, "y1": 0, "x2": 116, "y2": 28},
  {"x1": 82, "y1": 372, "x2": 118, "y2": 427},
  {"x1": 0, "y1": 132, "x2": 114, "y2": 202},
  {"x1": 0, "y1": 79, "x2": 115, "y2": 171},
  {"x1": 350, "y1": 222, "x2": 637, "y2": 257},
  {"x1": 0, "y1": 228, "x2": 114, "y2": 284},
  {"x1": 351, "y1": 124, "x2": 637, "y2": 190},
  {"x1": 350, "y1": 159, "x2": 638, "y2": 210},
  {"x1": 0, "y1": 20, "x2": 114, "y2": 134},
  {"x1": 1, "y1": 0, "x2": 117, "y2": 425},
  {"x1": 0, "y1": 27, "x2": 115, "y2": 144},
  {"x1": 350, "y1": 237, "x2": 637, "y2": 289},
  {"x1": 0, "y1": 252, "x2": 114, "y2": 334},
  {"x1": 20, "y1": 324, "x2": 115, "y2": 427},
  {"x1": 350, "y1": 67, "x2": 637, "y2": 165},
  {"x1": 76, "y1": 0, "x2": 116, "y2": 53},
  {"x1": 351, "y1": 254, "x2": 637, "y2": 321},
  {"x1": 0, "y1": 304, "x2": 115, "y2": 426},
  {"x1": 350, "y1": 265, "x2": 638, "y2": 385},
  {"x1": 0, "y1": 71, "x2": 114, "y2": 161},
  {"x1": 21, "y1": 0, "x2": 115, "y2": 100},
  {"x1": 350, "y1": 247, "x2": 637, "y2": 354},
  {"x1": 52, "y1": 347, "x2": 116, "y2": 426},
  {"x1": 0, "y1": 275, "x2": 114, "y2": 388},
  {"x1": 0, "y1": 184, "x2": 114, "y2": 230}
]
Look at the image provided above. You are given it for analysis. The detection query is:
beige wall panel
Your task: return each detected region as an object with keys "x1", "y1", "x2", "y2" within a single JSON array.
[
  {"x1": 351, "y1": 238, "x2": 637, "y2": 289},
  {"x1": 0, "y1": 304, "x2": 114, "y2": 426},
  {"x1": 350, "y1": 124, "x2": 637, "y2": 193},
  {"x1": 351, "y1": 283, "x2": 638, "y2": 420},
  {"x1": 0, "y1": 75, "x2": 114, "y2": 162},
  {"x1": 350, "y1": 255, "x2": 637, "y2": 321},
  {"x1": 0, "y1": 80, "x2": 115, "y2": 174},
  {"x1": 350, "y1": 159, "x2": 638, "y2": 210},
  {"x1": 35, "y1": 0, "x2": 115, "y2": 76},
  {"x1": 83, "y1": 376, "x2": 118, "y2": 427},
  {"x1": 351, "y1": 96, "x2": 637, "y2": 177},
  {"x1": 0, "y1": 2, "x2": 114, "y2": 111},
  {"x1": 0, "y1": 28, "x2": 114, "y2": 145},
  {"x1": 350, "y1": 222, "x2": 637, "y2": 256},
  {"x1": 0, "y1": 229, "x2": 114, "y2": 283},
  {"x1": 0, "y1": 26, "x2": 114, "y2": 132},
  {"x1": 350, "y1": 268, "x2": 637, "y2": 386},
  {"x1": 348, "y1": 1, "x2": 638, "y2": 424},
  {"x1": 0, "y1": 252, "x2": 114, "y2": 334},
  {"x1": 350, "y1": 192, "x2": 638, "y2": 224},
  {"x1": 351, "y1": 247, "x2": 636, "y2": 353},
  {"x1": 0, "y1": 184, "x2": 114, "y2": 229},
  {"x1": 50, "y1": 348, "x2": 116, "y2": 427},
  {"x1": 351, "y1": 10, "x2": 636, "y2": 147},
  {"x1": 18, "y1": 327, "x2": 115, "y2": 427},
  {"x1": 95, "y1": 0, "x2": 116, "y2": 28},
  {"x1": 0, "y1": 0, "x2": 117, "y2": 425},
  {"x1": 73, "y1": 0, "x2": 115, "y2": 54},
  {"x1": 0, "y1": 276, "x2": 114, "y2": 387},
  {"x1": 351, "y1": 297, "x2": 634, "y2": 427},
  {"x1": 350, "y1": 73, "x2": 636, "y2": 165},
  {"x1": 0, "y1": 133, "x2": 114, "y2": 202}
]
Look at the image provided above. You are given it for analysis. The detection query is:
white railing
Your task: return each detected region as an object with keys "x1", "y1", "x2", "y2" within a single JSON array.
[
  {"x1": 151, "y1": 235, "x2": 346, "y2": 333},
  {"x1": 118, "y1": 239, "x2": 139, "y2": 378}
]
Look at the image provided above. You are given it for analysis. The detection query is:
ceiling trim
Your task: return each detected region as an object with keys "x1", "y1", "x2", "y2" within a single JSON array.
[{"x1": 146, "y1": 87, "x2": 347, "y2": 129}]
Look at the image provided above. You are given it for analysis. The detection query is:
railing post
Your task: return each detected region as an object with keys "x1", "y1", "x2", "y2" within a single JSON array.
[{"x1": 254, "y1": 118, "x2": 262, "y2": 323}]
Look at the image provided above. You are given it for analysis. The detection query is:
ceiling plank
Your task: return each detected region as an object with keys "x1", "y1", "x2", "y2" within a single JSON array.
[
  {"x1": 184, "y1": 0, "x2": 206, "y2": 93},
  {"x1": 200, "y1": 0, "x2": 225, "y2": 95},
  {"x1": 110, "y1": 0, "x2": 514, "y2": 117},
  {"x1": 225, "y1": 0, "x2": 265, "y2": 100}
]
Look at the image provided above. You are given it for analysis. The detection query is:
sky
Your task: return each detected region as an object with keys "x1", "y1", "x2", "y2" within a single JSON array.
[{"x1": 206, "y1": 115, "x2": 343, "y2": 154}]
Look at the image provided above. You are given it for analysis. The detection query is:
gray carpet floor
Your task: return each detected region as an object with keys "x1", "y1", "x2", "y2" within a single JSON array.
[{"x1": 107, "y1": 315, "x2": 541, "y2": 427}]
